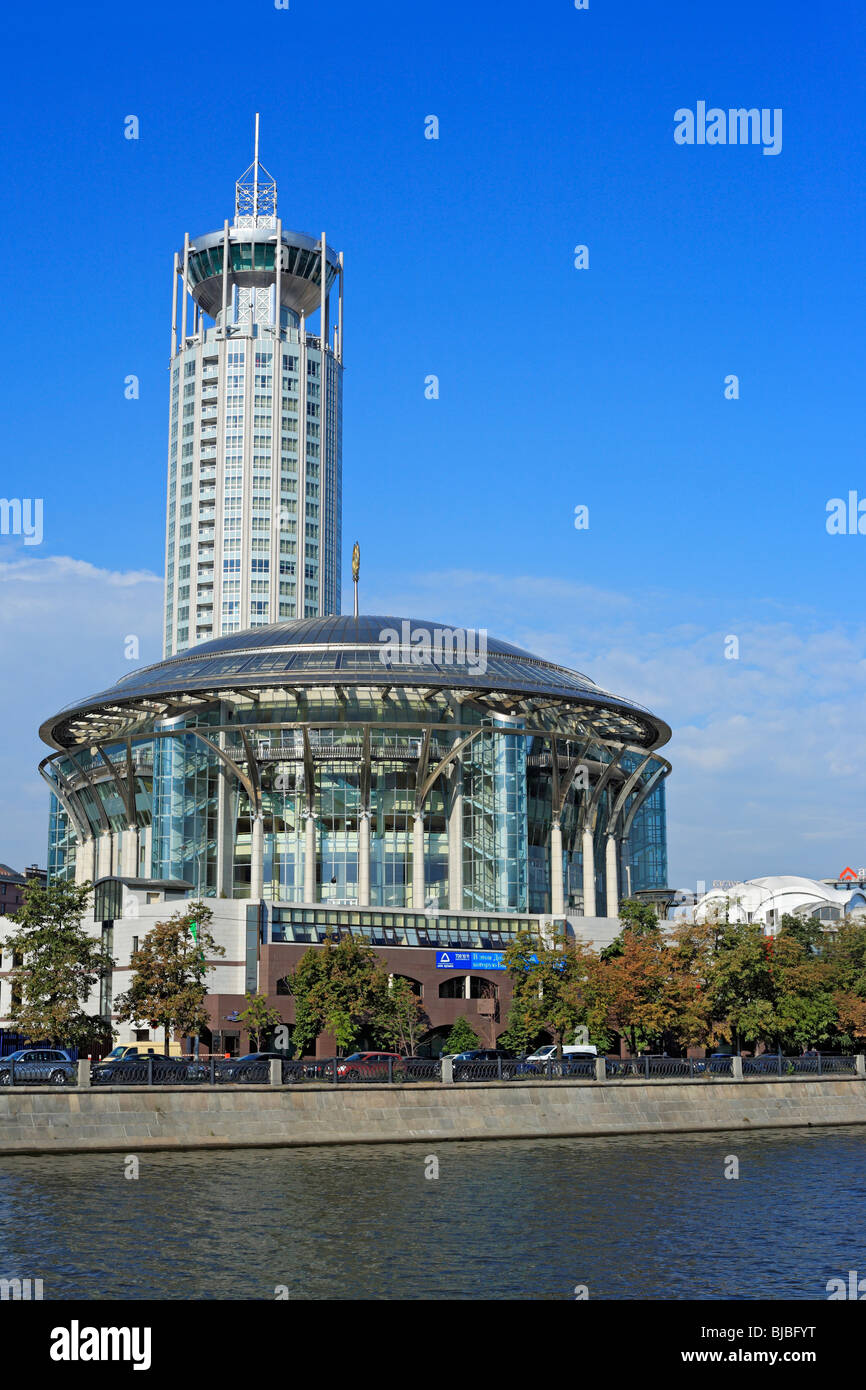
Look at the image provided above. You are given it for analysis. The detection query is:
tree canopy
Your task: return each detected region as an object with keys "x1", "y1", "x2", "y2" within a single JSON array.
[{"x1": 5, "y1": 878, "x2": 113, "y2": 1049}]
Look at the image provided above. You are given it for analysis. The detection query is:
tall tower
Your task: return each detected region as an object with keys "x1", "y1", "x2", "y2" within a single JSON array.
[{"x1": 163, "y1": 116, "x2": 344, "y2": 656}]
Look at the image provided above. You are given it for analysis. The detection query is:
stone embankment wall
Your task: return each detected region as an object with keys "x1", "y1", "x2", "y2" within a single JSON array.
[{"x1": 1, "y1": 1077, "x2": 865, "y2": 1154}]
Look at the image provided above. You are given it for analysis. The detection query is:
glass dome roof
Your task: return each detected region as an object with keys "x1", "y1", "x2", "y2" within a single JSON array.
[{"x1": 42, "y1": 615, "x2": 670, "y2": 749}]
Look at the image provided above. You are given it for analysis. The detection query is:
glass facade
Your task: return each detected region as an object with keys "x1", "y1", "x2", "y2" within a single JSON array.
[{"x1": 44, "y1": 663, "x2": 670, "y2": 920}]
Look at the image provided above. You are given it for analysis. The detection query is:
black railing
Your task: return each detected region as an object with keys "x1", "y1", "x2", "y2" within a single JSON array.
[{"x1": 0, "y1": 1051, "x2": 860, "y2": 1087}]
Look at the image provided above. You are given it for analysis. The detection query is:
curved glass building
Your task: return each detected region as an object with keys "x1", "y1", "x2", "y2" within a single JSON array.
[{"x1": 40, "y1": 615, "x2": 670, "y2": 920}]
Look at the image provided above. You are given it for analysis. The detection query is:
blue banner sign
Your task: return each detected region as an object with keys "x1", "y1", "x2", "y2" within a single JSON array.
[{"x1": 435, "y1": 950, "x2": 506, "y2": 971}]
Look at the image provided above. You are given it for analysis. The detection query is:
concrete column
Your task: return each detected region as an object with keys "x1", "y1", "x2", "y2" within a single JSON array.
[
  {"x1": 269, "y1": 1058, "x2": 282, "y2": 1086},
  {"x1": 447, "y1": 762, "x2": 464, "y2": 911},
  {"x1": 550, "y1": 819, "x2": 564, "y2": 916},
  {"x1": 250, "y1": 815, "x2": 264, "y2": 900},
  {"x1": 76, "y1": 1060, "x2": 91, "y2": 1087},
  {"x1": 582, "y1": 828, "x2": 596, "y2": 917},
  {"x1": 731, "y1": 1055, "x2": 743, "y2": 1080},
  {"x1": 412, "y1": 812, "x2": 425, "y2": 909},
  {"x1": 857, "y1": 1054, "x2": 866, "y2": 1078},
  {"x1": 96, "y1": 832, "x2": 112, "y2": 881},
  {"x1": 304, "y1": 813, "x2": 317, "y2": 903},
  {"x1": 441, "y1": 1057, "x2": 454, "y2": 1084},
  {"x1": 74, "y1": 837, "x2": 95, "y2": 886},
  {"x1": 141, "y1": 823, "x2": 152, "y2": 878},
  {"x1": 358, "y1": 810, "x2": 371, "y2": 907},
  {"x1": 594, "y1": 1056, "x2": 606, "y2": 1082},
  {"x1": 605, "y1": 835, "x2": 619, "y2": 918},
  {"x1": 120, "y1": 826, "x2": 139, "y2": 879}
]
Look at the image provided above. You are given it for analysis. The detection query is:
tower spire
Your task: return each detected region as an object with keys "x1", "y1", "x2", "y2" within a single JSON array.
[{"x1": 235, "y1": 112, "x2": 277, "y2": 225}]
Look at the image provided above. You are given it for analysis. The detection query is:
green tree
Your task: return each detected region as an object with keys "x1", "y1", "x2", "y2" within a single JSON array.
[
  {"x1": 824, "y1": 915, "x2": 866, "y2": 1047},
  {"x1": 600, "y1": 898, "x2": 661, "y2": 960},
  {"x1": 778, "y1": 912, "x2": 824, "y2": 955},
  {"x1": 114, "y1": 902, "x2": 225, "y2": 1052},
  {"x1": 501, "y1": 927, "x2": 596, "y2": 1057},
  {"x1": 5, "y1": 878, "x2": 113, "y2": 1049},
  {"x1": 442, "y1": 1017, "x2": 481, "y2": 1054},
  {"x1": 378, "y1": 976, "x2": 429, "y2": 1056},
  {"x1": 285, "y1": 933, "x2": 391, "y2": 1055},
  {"x1": 706, "y1": 921, "x2": 838, "y2": 1052},
  {"x1": 238, "y1": 991, "x2": 284, "y2": 1052}
]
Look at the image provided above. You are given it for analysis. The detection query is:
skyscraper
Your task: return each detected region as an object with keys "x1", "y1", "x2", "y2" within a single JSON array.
[{"x1": 163, "y1": 118, "x2": 344, "y2": 656}]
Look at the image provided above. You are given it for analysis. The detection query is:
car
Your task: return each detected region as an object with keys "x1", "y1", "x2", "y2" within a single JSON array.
[
  {"x1": 450, "y1": 1049, "x2": 514, "y2": 1080},
  {"x1": 91, "y1": 1054, "x2": 201, "y2": 1085},
  {"x1": 218, "y1": 1051, "x2": 286, "y2": 1083},
  {"x1": 525, "y1": 1044, "x2": 598, "y2": 1063},
  {"x1": 335, "y1": 1051, "x2": 403, "y2": 1080},
  {"x1": 745, "y1": 1053, "x2": 789, "y2": 1074},
  {"x1": 449, "y1": 1049, "x2": 511, "y2": 1062},
  {"x1": 0, "y1": 1049, "x2": 76, "y2": 1086}
]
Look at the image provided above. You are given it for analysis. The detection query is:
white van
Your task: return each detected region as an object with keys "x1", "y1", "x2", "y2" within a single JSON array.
[{"x1": 525, "y1": 1043, "x2": 597, "y2": 1063}]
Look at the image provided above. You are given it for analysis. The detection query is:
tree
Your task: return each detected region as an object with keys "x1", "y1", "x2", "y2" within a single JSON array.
[
  {"x1": 600, "y1": 898, "x2": 661, "y2": 960},
  {"x1": 378, "y1": 976, "x2": 429, "y2": 1056},
  {"x1": 238, "y1": 991, "x2": 284, "y2": 1052},
  {"x1": 442, "y1": 1017, "x2": 481, "y2": 1054},
  {"x1": 778, "y1": 912, "x2": 824, "y2": 955},
  {"x1": 501, "y1": 927, "x2": 597, "y2": 1056},
  {"x1": 5, "y1": 878, "x2": 113, "y2": 1050},
  {"x1": 593, "y1": 919, "x2": 675, "y2": 1055},
  {"x1": 285, "y1": 932, "x2": 391, "y2": 1055},
  {"x1": 114, "y1": 902, "x2": 225, "y2": 1052},
  {"x1": 706, "y1": 921, "x2": 838, "y2": 1052},
  {"x1": 663, "y1": 919, "x2": 717, "y2": 1050}
]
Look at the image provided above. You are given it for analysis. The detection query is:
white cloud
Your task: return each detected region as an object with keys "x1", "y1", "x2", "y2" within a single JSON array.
[
  {"x1": 364, "y1": 568, "x2": 866, "y2": 889},
  {"x1": 0, "y1": 555, "x2": 163, "y2": 870}
]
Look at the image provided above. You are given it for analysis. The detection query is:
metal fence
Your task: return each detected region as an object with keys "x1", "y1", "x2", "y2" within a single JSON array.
[{"x1": 0, "y1": 1051, "x2": 860, "y2": 1087}]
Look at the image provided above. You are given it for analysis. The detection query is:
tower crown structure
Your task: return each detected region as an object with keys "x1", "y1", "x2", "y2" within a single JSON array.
[{"x1": 164, "y1": 116, "x2": 344, "y2": 657}]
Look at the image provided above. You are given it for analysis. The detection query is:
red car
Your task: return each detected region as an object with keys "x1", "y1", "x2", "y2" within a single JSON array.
[{"x1": 336, "y1": 1051, "x2": 403, "y2": 1080}]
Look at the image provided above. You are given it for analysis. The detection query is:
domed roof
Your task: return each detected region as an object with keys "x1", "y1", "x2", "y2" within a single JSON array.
[{"x1": 41, "y1": 614, "x2": 671, "y2": 750}]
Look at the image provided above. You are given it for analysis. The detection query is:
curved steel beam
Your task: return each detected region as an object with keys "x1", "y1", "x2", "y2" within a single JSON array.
[
  {"x1": 37, "y1": 759, "x2": 90, "y2": 844},
  {"x1": 415, "y1": 727, "x2": 486, "y2": 807},
  {"x1": 63, "y1": 750, "x2": 111, "y2": 833},
  {"x1": 607, "y1": 753, "x2": 655, "y2": 837},
  {"x1": 580, "y1": 745, "x2": 627, "y2": 835},
  {"x1": 621, "y1": 760, "x2": 670, "y2": 839},
  {"x1": 413, "y1": 727, "x2": 432, "y2": 813},
  {"x1": 96, "y1": 745, "x2": 136, "y2": 827}
]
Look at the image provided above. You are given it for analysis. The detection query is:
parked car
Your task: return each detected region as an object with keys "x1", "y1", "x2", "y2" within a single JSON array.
[
  {"x1": 0, "y1": 1049, "x2": 76, "y2": 1086},
  {"x1": 525, "y1": 1044, "x2": 598, "y2": 1063},
  {"x1": 451, "y1": 1049, "x2": 513, "y2": 1080},
  {"x1": 449, "y1": 1049, "x2": 511, "y2": 1062},
  {"x1": 218, "y1": 1052, "x2": 284, "y2": 1083},
  {"x1": 336, "y1": 1051, "x2": 403, "y2": 1080},
  {"x1": 746, "y1": 1053, "x2": 788, "y2": 1074},
  {"x1": 91, "y1": 1054, "x2": 199, "y2": 1085}
]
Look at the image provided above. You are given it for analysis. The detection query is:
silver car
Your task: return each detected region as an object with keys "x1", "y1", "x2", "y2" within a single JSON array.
[{"x1": 0, "y1": 1049, "x2": 76, "y2": 1086}]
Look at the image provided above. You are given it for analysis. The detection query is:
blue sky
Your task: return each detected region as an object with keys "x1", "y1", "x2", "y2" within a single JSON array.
[{"x1": 1, "y1": 0, "x2": 864, "y2": 886}]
